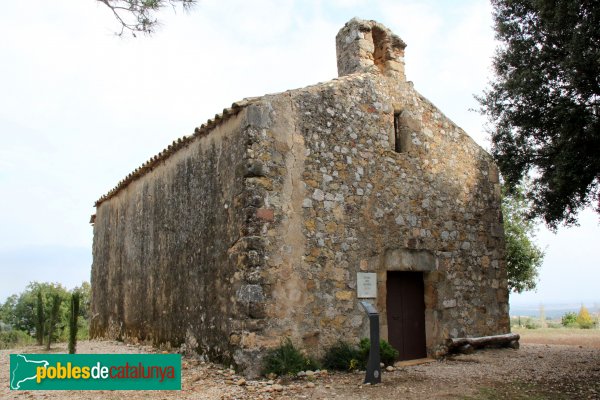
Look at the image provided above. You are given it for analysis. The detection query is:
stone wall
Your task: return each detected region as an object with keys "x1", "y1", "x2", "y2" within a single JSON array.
[
  {"x1": 233, "y1": 19, "x2": 509, "y2": 363},
  {"x1": 91, "y1": 111, "x2": 254, "y2": 363}
]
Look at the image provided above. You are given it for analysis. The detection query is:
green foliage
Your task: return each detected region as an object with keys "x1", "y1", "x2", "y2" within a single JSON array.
[
  {"x1": 0, "y1": 330, "x2": 34, "y2": 350},
  {"x1": 322, "y1": 339, "x2": 399, "y2": 372},
  {"x1": 69, "y1": 292, "x2": 80, "y2": 354},
  {"x1": 46, "y1": 294, "x2": 62, "y2": 350},
  {"x1": 577, "y1": 305, "x2": 594, "y2": 329},
  {"x1": 35, "y1": 290, "x2": 44, "y2": 345},
  {"x1": 322, "y1": 341, "x2": 362, "y2": 371},
  {"x1": 524, "y1": 320, "x2": 539, "y2": 330},
  {"x1": 348, "y1": 358, "x2": 359, "y2": 371},
  {"x1": 0, "y1": 281, "x2": 91, "y2": 347},
  {"x1": 261, "y1": 338, "x2": 319, "y2": 377},
  {"x1": 1, "y1": 282, "x2": 70, "y2": 338},
  {"x1": 545, "y1": 321, "x2": 562, "y2": 329},
  {"x1": 359, "y1": 338, "x2": 399, "y2": 367},
  {"x1": 0, "y1": 295, "x2": 17, "y2": 325},
  {"x1": 98, "y1": 0, "x2": 196, "y2": 36},
  {"x1": 511, "y1": 316, "x2": 541, "y2": 330},
  {"x1": 561, "y1": 312, "x2": 578, "y2": 327},
  {"x1": 73, "y1": 282, "x2": 91, "y2": 321},
  {"x1": 72, "y1": 283, "x2": 91, "y2": 341},
  {"x1": 478, "y1": 0, "x2": 600, "y2": 228},
  {"x1": 502, "y1": 183, "x2": 544, "y2": 293}
]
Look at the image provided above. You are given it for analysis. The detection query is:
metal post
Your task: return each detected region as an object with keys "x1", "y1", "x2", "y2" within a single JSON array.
[{"x1": 360, "y1": 301, "x2": 381, "y2": 384}]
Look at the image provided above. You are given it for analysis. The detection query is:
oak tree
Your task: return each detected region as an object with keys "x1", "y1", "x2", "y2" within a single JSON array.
[
  {"x1": 479, "y1": 0, "x2": 600, "y2": 228},
  {"x1": 502, "y1": 183, "x2": 544, "y2": 293}
]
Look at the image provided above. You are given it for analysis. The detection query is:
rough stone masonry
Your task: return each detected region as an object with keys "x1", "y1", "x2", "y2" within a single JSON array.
[{"x1": 90, "y1": 18, "x2": 510, "y2": 377}]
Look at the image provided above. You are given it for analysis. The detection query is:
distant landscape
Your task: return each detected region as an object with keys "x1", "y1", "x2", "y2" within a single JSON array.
[{"x1": 510, "y1": 302, "x2": 600, "y2": 319}]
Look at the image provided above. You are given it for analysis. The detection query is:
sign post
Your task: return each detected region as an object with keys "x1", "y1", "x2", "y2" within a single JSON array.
[{"x1": 359, "y1": 301, "x2": 381, "y2": 384}]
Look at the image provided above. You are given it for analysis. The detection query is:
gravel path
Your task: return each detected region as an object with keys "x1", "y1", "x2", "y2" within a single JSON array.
[{"x1": 2, "y1": 339, "x2": 599, "y2": 399}]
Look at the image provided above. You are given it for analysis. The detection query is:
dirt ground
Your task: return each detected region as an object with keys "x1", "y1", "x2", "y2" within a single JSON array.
[{"x1": 2, "y1": 330, "x2": 600, "y2": 400}]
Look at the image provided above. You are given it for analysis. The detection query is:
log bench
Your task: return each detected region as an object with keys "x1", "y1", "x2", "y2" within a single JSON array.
[{"x1": 447, "y1": 333, "x2": 520, "y2": 354}]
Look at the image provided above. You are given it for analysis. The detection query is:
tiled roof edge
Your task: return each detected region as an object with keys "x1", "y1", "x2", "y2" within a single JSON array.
[
  {"x1": 94, "y1": 97, "x2": 258, "y2": 207},
  {"x1": 94, "y1": 73, "x2": 369, "y2": 207}
]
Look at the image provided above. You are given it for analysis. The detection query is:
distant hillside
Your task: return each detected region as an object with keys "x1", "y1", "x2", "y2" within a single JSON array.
[{"x1": 510, "y1": 303, "x2": 600, "y2": 319}]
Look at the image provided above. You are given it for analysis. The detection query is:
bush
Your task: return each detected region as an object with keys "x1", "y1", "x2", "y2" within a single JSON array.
[
  {"x1": 562, "y1": 312, "x2": 578, "y2": 327},
  {"x1": 359, "y1": 338, "x2": 399, "y2": 367},
  {"x1": 546, "y1": 321, "x2": 562, "y2": 329},
  {"x1": 525, "y1": 320, "x2": 539, "y2": 329},
  {"x1": 261, "y1": 338, "x2": 319, "y2": 377},
  {"x1": 0, "y1": 330, "x2": 34, "y2": 349},
  {"x1": 577, "y1": 306, "x2": 594, "y2": 329},
  {"x1": 321, "y1": 338, "x2": 399, "y2": 371},
  {"x1": 322, "y1": 341, "x2": 362, "y2": 371}
]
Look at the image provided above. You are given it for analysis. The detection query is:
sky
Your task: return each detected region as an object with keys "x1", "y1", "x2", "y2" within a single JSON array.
[{"x1": 0, "y1": 0, "x2": 598, "y2": 309}]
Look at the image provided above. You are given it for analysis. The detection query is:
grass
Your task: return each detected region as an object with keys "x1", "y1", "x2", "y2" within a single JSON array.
[{"x1": 513, "y1": 326, "x2": 600, "y2": 335}]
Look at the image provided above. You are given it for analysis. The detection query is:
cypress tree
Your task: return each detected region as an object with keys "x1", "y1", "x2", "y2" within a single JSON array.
[
  {"x1": 68, "y1": 292, "x2": 80, "y2": 354},
  {"x1": 36, "y1": 290, "x2": 45, "y2": 346},
  {"x1": 46, "y1": 294, "x2": 61, "y2": 350}
]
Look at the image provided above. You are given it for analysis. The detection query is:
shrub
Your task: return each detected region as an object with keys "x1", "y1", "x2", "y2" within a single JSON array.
[
  {"x1": 525, "y1": 319, "x2": 539, "y2": 329},
  {"x1": 546, "y1": 321, "x2": 562, "y2": 329},
  {"x1": 0, "y1": 330, "x2": 34, "y2": 349},
  {"x1": 261, "y1": 338, "x2": 319, "y2": 376},
  {"x1": 577, "y1": 306, "x2": 594, "y2": 329},
  {"x1": 359, "y1": 338, "x2": 399, "y2": 367},
  {"x1": 322, "y1": 340, "x2": 362, "y2": 371},
  {"x1": 321, "y1": 338, "x2": 400, "y2": 371},
  {"x1": 561, "y1": 312, "x2": 578, "y2": 327}
]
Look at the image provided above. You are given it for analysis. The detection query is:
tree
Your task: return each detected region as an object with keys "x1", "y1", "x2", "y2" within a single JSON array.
[
  {"x1": 68, "y1": 292, "x2": 80, "y2": 354},
  {"x1": 73, "y1": 282, "x2": 91, "y2": 321},
  {"x1": 479, "y1": 0, "x2": 600, "y2": 229},
  {"x1": 1, "y1": 282, "x2": 70, "y2": 339},
  {"x1": 0, "y1": 295, "x2": 17, "y2": 326},
  {"x1": 98, "y1": 0, "x2": 196, "y2": 36},
  {"x1": 561, "y1": 311, "x2": 577, "y2": 327},
  {"x1": 0, "y1": 282, "x2": 91, "y2": 341},
  {"x1": 577, "y1": 305, "x2": 594, "y2": 329},
  {"x1": 502, "y1": 183, "x2": 545, "y2": 293},
  {"x1": 46, "y1": 294, "x2": 62, "y2": 350},
  {"x1": 35, "y1": 290, "x2": 44, "y2": 345}
]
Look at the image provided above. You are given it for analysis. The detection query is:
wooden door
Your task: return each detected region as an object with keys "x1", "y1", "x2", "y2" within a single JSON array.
[{"x1": 386, "y1": 271, "x2": 427, "y2": 360}]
